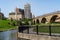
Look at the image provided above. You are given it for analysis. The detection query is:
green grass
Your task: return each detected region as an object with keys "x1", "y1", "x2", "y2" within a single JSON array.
[
  {"x1": 34, "y1": 24, "x2": 60, "y2": 33},
  {"x1": 0, "y1": 20, "x2": 17, "y2": 31}
]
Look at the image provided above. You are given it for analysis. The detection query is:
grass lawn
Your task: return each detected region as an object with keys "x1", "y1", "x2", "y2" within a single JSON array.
[
  {"x1": 34, "y1": 24, "x2": 60, "y2": 33},
  {"x1": 0, "y1": 20, "x2": 17, "y2": 31}
]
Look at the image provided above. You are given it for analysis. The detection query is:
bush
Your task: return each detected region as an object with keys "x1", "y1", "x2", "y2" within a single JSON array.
[{"x1": 8, "y1": 20, "x2": 16, "y2": 26}]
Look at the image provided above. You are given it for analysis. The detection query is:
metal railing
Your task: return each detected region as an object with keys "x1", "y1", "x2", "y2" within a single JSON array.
[{"x1": 18, "y1": 25, "x2": 60, "y2": 36}]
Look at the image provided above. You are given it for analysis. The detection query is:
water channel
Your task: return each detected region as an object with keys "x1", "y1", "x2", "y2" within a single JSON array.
[
  {"x1": 0, "y1": 28, "x2": 30, "y2": 40},
  {"x1": 0, "y1": 29, "x2": 18, "y2": 40}
]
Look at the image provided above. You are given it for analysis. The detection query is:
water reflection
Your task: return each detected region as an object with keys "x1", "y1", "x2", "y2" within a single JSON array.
[{"x1": 0, "y1": 29, "x2": 18, "y2": 40}]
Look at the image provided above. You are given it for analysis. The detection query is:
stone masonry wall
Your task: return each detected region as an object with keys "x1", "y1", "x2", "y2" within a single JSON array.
[{"x1": 18, "y1": 33, "x2": 60, "y2": 40}]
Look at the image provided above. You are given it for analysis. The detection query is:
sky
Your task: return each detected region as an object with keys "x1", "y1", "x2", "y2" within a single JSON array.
[{"x1": 0, "y1": 0, "x2": 60, "y2": 17}]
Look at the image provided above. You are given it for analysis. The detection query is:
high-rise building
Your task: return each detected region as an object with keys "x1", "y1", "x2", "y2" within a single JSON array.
[
  {"x1": 9, "y1": 3, "x2": 32, "y2": 20},
  {"x1": 24, "y1": 3, "x2": 32, "y2": 19}
]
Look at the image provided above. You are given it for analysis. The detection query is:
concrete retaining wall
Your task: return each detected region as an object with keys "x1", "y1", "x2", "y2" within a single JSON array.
[{"x1": 18, "y1": 33, "x2": 60, "y2": 40}]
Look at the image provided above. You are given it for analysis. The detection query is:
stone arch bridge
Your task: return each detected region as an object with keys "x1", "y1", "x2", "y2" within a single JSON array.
[{"x1": 33, "y1": 11, "x2": 60, "y2": 24}]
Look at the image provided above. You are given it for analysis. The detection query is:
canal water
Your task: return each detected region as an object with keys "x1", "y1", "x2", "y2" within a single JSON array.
[{"x1": 0, "y1": 29, "x2": 18, "y2": 40}]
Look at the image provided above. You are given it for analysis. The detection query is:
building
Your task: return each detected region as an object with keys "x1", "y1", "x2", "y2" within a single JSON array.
[
  {"x1": 9, "y1": 3, "x2": 32, "y2": 20},
  {"x1": 24, "y1": 3, "x2": 32, "y2": 19},
  {"x1": 0, "y1": 12, "x2": 4, "y2": 19},
  {"x1": 0, "y1": 8, "x2": 4, "y2": 19},
  {"x1": 9, "y1": 8, "x2": 24, "y2": 20}
]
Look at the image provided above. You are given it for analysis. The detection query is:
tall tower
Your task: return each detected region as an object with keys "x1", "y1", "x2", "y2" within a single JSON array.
[{"x1": 24, "y1": 3, "x2": 32, "y2": 19}]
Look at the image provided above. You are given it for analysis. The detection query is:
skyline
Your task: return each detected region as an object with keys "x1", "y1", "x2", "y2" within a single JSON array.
[{"x1": 0, "y1": 0, "x2": 60, "y2": 17}]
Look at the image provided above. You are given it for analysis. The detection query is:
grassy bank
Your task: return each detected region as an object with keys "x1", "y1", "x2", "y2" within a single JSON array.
[
  {"x1": 34, "y1": 24, "x2": 60, "y2": 33},
  {"x1": 0, "y1": 20, "x2": 17, "y2": 31}
]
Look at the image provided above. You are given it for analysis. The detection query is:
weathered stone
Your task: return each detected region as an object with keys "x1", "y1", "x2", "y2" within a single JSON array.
[{"x1": 18, "y1": 33, "x2": 60, "y2": 40}]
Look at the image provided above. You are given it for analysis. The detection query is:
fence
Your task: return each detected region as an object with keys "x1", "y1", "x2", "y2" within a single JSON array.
[{"x1": 18, "y1": 25, "x2": 60, "y2": 36}]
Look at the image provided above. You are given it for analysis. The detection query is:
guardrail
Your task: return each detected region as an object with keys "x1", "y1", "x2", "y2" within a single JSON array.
[{"x1": 18, "y1": 25, "x2": 60, "y2": 36}]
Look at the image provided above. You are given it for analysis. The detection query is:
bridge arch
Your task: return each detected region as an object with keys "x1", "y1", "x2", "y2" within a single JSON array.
[
  {"x1": 36, "y1": 19, "x2": 39, "y2": 24},
  {"x1": 41, "y1": 17, "x2": 47, "y2": 23},
  {"x1": 50, "y1": 15, "x2": 58, "y2": 23},
  {"x1": 33, "y1": 20, "x2": 35, "y2": 24}
]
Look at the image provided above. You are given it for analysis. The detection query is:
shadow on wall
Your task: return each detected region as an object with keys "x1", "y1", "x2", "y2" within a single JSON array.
[
  {"x1": 33, "y1": 15, "x2": 58, "y2": 24},
  {"x1": 41, "y1": 17, "x2": 47, "y2": 23},
  {"x1": 50, "y1": 15, "x2": 58, "y2": 23}
]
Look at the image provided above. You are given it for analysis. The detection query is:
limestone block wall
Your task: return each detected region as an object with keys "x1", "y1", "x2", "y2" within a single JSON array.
[
  {"x1": 9, "y1": 15, "x2": 15, "y2": 19},
  {"x1": 9, "y1": 14, "x2": 22, "y2": 20},
  {"x1": 18, "y1": 33, "x2": 60, "y2": 40},
  {"x1": 33, "y1": 12, "x2": 60, "y2": 23}
]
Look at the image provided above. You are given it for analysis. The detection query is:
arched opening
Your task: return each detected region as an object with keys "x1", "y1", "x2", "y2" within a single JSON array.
[
  {"x1": 41, "y1": 17, "x2": 47, "y2": 23},
  {"x1": 33, "y1": 20, "x2": 35, "y2": 24},
  {"x1": 50, "y1": 15, "x2": 58, "y2": 23},
  {"x1": 36, "y1": 19, "x2": 39, "y2": 24}
]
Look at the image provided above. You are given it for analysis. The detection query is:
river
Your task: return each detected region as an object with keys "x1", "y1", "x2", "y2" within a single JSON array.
[{"x1": 0, "y1": 29, "x2": 18, "y2": 40}]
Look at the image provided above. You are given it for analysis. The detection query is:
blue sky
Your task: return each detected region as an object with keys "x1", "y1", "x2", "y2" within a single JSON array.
[{"x1": 0, "y1": 0, "x2": 60, "y2": 17}]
